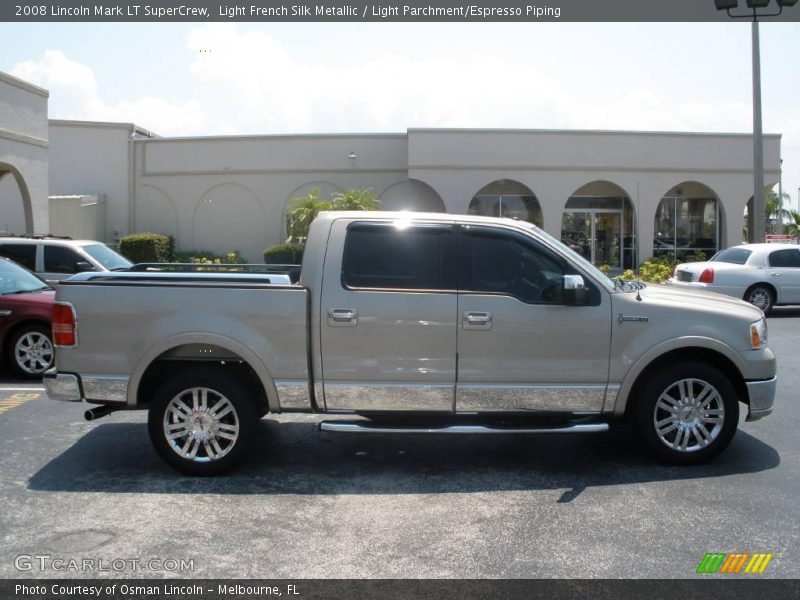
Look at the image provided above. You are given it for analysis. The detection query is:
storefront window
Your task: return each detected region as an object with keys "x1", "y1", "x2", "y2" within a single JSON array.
[
  {"x1": 468, "y1": 195, "x2": 543, "y2": 227},
  {"x1": 561, "y1": 196, "x2": 636, "y2": 270},
  {"x1": 654, "y1": 197, "x2": 719, "y2": 261}
]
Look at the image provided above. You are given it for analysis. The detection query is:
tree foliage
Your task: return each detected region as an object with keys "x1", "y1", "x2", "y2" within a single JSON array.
[{"x1": 285, "y1": 187, "x2": 380, "y2": 242}]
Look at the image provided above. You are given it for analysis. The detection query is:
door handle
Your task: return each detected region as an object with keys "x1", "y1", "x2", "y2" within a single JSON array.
[
  {"x1": 328, "y1": 308, "x2": 358, "y2": 327},
  {"x1": 463, "y1": 311, "x2": 493, "y2": 330},
  {"x1": 770, "y1": 272, "x2": 782, "y2": 277}
]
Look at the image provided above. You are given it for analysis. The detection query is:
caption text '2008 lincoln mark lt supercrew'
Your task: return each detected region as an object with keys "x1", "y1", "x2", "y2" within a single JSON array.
[{"x1": 44, "y1": 212, "x2": 776, "y2": 474}]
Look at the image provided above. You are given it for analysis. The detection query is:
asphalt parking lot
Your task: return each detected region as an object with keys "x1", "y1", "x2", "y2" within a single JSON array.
[{"x1": 0, "y1": 309, "x2": 798, "y2": 579}]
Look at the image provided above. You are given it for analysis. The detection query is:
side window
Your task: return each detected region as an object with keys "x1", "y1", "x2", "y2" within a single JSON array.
[
  {"x1": 463, "y1": 229, "x2": 569, "y2": 304},
  {"x1": 768, "y1": 249, "x2": 800, "y2": 268},
  {"x1": 342, "y1": 223, "x2": 456, "y2": 291},
  {"x1": 43, "y1": 246, "x2": 84, "y2": 274},
  {"x1": 0, "y1": 244, "x2": 36, "y2": 271}
]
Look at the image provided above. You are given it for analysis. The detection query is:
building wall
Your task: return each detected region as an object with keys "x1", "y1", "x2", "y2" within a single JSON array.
[
  {"x1": 48, "y1": 121, "x2": 137, "y2": 243},
  {"x1": 0, "y1": 71, "x2": 49, "y2": 234},
  {"x1": 48, "y1": 122, "x2": 782, "y2": 264}
]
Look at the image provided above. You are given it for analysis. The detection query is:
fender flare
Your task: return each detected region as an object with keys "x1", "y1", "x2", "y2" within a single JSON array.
[
  {"x1": 612, "y1": 336, "x2": 747, "y2": 415},
  {"x1": 127, "y1": 332, "x2": 279, "y2": 412}
]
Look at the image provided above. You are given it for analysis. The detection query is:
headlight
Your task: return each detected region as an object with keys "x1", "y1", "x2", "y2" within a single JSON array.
[{"x1": 750, "y1": 318, "x2": 768, "y2": 349}]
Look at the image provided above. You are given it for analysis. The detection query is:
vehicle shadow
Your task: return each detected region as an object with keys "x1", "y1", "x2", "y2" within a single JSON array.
[
  {"x1": 768, "y1": 307, "x2": 800, "y2": 319},
  {"x1": 27, "y1": 419, "x2": 780, "y2": 501}
]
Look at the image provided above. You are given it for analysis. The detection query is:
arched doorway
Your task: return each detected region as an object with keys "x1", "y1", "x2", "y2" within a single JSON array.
[
  {"x1": 0, "y1": 163, "x2": 34, "y2": 234},
  {"x1": 468, "y1": 180, "x2": 543, "y2": 227},
  {"x1": 654, "y1": 182, "x2": 721, "y2": 261},
  {"x1": 561, "y1": 181, "x2": 636, "y2": 270}
]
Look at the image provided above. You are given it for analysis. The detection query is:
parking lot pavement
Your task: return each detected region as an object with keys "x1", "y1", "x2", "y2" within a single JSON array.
[{"x1": 0, "y1": 308, "x2": 799, "y2": 579}]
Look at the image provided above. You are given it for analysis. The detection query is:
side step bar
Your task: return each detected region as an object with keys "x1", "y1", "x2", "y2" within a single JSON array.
[{"x1": 319, "y1": 421, "x2": 609, "y2": 435}]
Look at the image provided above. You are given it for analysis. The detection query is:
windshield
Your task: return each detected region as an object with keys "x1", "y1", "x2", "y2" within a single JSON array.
[
  {"x1": 710, "y1": 247, "x2": 752, "y2": 265},
  {"x1": 0, "y1": 259, "x2": 49, "y2": 294},
  {"x1": 519, "y1": 222, "x2": 616, "y2": 291},
  {"x1": 82, "y1": 244, "x2": 133, "y2": 270}
]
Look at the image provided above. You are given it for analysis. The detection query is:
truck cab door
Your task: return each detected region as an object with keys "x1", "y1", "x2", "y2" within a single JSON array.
[
  {"x1": 455, "y1": 224, "x2": 612, "y2": 413},
  {"x1": 319, "y1": 220, "x2": 458, "y2": 413}
]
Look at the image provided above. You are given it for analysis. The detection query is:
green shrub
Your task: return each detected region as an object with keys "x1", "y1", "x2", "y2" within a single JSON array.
[
  {"x1": 118, "y1": 233, "x2": 174, "y2": 263},
  {"x1": 637, "y1": 256, "x2": 676, "y2": 284},
  {"x1": 174, "y1": 250, "x2": 245, "y2": 264},
  {"x1": 264, "y1": 243, "x2": 304, "y2": 264}
]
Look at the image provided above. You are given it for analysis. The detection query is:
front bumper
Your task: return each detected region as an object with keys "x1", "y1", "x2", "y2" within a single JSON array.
[
  {"x1": 745, "y1": 376, "x2": 777, "y2": 421},
  {"x1": 43, "y1": 369, "x2": 82, "y2": 402}
]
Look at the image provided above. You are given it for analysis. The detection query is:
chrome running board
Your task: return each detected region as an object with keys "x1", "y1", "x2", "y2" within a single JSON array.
[{"x1": 319, "y1": 421, "x2": 609, "y2": 435}]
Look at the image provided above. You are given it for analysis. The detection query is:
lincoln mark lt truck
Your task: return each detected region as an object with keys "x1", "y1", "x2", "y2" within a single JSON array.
[{"x1": 44, "y1": 212, "x2": 777, "y2": 474}]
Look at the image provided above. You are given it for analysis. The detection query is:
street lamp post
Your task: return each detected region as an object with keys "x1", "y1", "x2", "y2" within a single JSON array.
[{"x1": 714, "y1": 0, "x2": 797, "y2": 243}]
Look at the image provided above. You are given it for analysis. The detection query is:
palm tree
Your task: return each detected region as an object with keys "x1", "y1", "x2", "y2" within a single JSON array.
[
  {"x1": 784, "y1": 209, "x2": 800, "y2": 241},
  {"x1": 331, "y1": 188, "x2": 380, "y2": 211},
  {"x1": 285, "y1": 189, "x2": 331, "y2": 242},
  {"x1": 765, "y1": 190, "x2": 792, "y2": 235}
]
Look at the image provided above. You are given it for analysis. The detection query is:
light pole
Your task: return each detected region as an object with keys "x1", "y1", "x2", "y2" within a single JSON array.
[{"x1": 714, "y1": 0, "x2": 797, "y2": 243}]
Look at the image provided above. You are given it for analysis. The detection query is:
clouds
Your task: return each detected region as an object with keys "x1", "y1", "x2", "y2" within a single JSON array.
[{"x1": 11, "y1": 49, "x2": 206, "y2": 133}]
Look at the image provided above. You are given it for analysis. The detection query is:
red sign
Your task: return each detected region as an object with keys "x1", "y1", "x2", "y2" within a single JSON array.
[{"x1": 765, "y1": 234, "x2": 794, "y2": 243}]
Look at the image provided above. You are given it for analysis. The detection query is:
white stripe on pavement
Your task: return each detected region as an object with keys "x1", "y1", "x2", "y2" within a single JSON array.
[{"x1": 0, "y1": 387, "x2": 45, "y2": 391}]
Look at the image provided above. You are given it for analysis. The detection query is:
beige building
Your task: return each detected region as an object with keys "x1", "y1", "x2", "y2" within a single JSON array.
[
  {"x1": 45, "y1": 121, "x2": 780, "y2": 268},
  {"x1": 0, "y1": 71, "x2": 49, "y2": 235}
]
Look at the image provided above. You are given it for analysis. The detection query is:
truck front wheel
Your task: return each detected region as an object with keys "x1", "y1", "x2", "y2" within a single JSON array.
[
  {"x1": 633, "y1": 362, "x2": 739, "y2": 464},
  {"x1": 148, "y1": 369, "x2": 257, "y2": 475}
]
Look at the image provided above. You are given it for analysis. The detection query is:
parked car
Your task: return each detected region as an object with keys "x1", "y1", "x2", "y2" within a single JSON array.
[
  {"x1": 0, "y1": 257, "x2": 55, "y2": 377},
  {"x1": 0, "y1": 235, "x2": 132, "y2": 284},
  {"x1": 45, "y1": 212, "x2": 775, "y2": 474},
  {"x1": 669, "y1": 243, "x2": 800, "y2": 314}
]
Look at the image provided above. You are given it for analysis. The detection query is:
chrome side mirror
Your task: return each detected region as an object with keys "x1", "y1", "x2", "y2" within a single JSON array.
[{"x1": 563, "y1": 274, "x2": 588, "y2": 305}]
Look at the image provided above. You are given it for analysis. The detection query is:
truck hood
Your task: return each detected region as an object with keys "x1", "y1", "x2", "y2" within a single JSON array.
[{"x1": 619, "y1": 282, "x2": 763, "y2": 321}]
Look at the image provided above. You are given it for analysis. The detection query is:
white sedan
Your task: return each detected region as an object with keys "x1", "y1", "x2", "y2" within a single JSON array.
[{"x1": 668, "y1": 243, "x2": 800, "y2": 314}]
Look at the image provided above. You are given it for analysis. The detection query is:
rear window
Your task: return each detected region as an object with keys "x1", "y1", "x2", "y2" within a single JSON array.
[
  {"x1": 0, "y1": 243, "x2": 36, "y2": 271},
  {"x1": 342, "y1": 223, "x2": 455, "y2": 291},
  {"x1": 768, "y1": 249, "x2": 800, "y2": 268},
  {"x1": 710, "y1": 247, "x2": 752, "y2": 265}
]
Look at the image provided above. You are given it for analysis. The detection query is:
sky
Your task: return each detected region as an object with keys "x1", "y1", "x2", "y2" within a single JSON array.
[{"x1": 1, "y1": 21, "x2": 799, "y2": 212}]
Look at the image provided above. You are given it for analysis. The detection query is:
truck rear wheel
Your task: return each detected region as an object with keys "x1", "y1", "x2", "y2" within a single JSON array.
[
  {"x1": 148, "y1": 368, "x2": 257, "y2": 475},
  {"x1": 632, "y1": 361, "x2": 739, "y2": 465}
]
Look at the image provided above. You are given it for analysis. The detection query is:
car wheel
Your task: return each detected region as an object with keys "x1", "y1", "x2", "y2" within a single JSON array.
[
  {"x1": 148, "y1": 368, "x2": 258, "y2": 475},
  {"x1": 745, "y1": 284, "x2": 774, "y2": 314},
  {"x1": 6, "y1": 324, "x2": 54, "y2": 378},
  {"x1": 632, "y1": 361, "x2": 739, "y2": 465}
]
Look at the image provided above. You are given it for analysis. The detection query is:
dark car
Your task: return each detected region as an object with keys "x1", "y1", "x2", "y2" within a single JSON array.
[{"x1": 0, "y1": 257, "x2": 55, "y2": 378}]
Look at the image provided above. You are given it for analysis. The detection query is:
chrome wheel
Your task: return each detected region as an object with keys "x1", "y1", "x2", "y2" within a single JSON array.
[
  {"x1": 747, "y1": 287, "x2": 772, "y2": 312},
  {"x1": 162, "y1": 387, "x2": 240, "y2": 462},
  {"x1": 653, "y1": 378, "x2": 725, "y2": 453},
  {"x1": 14, "y1": 330, "x2": 54, "y2": 375}
]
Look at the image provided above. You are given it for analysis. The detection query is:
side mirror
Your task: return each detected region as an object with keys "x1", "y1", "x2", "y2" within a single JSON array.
[
  {"x1": 562, "y1": 274, "x2": 588, "y2": 306},
  {"x1": 75, "y1": 261, "x2": 95, "y2": 272}
]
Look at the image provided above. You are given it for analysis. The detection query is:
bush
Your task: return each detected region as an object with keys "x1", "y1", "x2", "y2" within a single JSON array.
[
  {"x1": 637, "y1": 256, "x2": 676, "y2": 283},
  {"x1": 173, "y1": 250, "x2": 245, "y2": 264},
  {"x1": 264, "y1": 243, "x2": 304, "y2": 264},
  {"x1": 118, "y1": 233, "x2": 174, "y2": 263}
]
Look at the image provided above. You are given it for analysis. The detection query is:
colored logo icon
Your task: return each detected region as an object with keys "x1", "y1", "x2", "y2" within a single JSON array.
[{"x1": 696, "y1": 552, "x2": 773, "y2": 574}]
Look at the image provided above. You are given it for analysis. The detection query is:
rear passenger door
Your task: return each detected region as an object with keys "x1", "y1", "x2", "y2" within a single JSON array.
[
  {"x1": 319, "y1": 220, "x2": 458, "y2": 413},
  {"x1": 767, "y1": 248, "x2": 800, "y2": 303}
]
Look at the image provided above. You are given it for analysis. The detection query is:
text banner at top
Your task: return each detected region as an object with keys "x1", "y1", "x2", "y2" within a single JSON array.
[{"x1": 4, "y1": 0, "x2": 800, "y2": 22}]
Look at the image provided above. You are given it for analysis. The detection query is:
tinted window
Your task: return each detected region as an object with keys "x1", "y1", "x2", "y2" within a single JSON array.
[
  {"x1": 711, "y1": 247, "x2": 752, "y2": 265},
  {"x1": 342, "y1": 223, "x2": 455, "y2": 290},
  {"x1": 43, "y1": 246, "x2": 86, "y2": 274},
  {"x1": 463, "y1": 228, "x2": 569, "y2": 304},
  {"x1": 768, "y1": 249, "x2": 800, "y2": 268},
  {"x1": 0, "y1": 244, "x2": 36, "y2": 271}
]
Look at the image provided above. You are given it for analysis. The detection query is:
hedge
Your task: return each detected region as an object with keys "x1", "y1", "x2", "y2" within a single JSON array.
[
  {"x1": 174, "y1": 250, "x2": 245, "y2": 264},
  {"x1": 264, "y1": 243, "x2": 303, "y2": 264},
  {"x1": 118, "y1": 233, "x2": 174, "y2": 263}
]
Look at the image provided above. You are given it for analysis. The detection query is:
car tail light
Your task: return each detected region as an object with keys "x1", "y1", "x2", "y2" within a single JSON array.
[
  {"x1": 52, "y1": 302, "x2": 77, "y2": 347},
  {"x1": 699, "y1": 268, "x2": 715, "y2": 284}
]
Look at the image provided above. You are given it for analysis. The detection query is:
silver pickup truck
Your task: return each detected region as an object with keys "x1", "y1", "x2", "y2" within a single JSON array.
[{"x1": 44, "y1": 212, "x2": 777, "y2": 475}]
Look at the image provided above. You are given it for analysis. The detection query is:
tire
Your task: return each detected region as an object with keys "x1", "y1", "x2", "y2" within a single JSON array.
[
  {"x1": 744, "y1": 284, "x2": 774, "y2": 315},
  {"x1": 148, "y1": 368, "x2": 258, "y2": 475},
  {"x1": 6, "y1": 324, "x2": 54, "y2": 378},
  {"x1": 632, "y1": 361, "x2": 739, "y2": 465}
]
